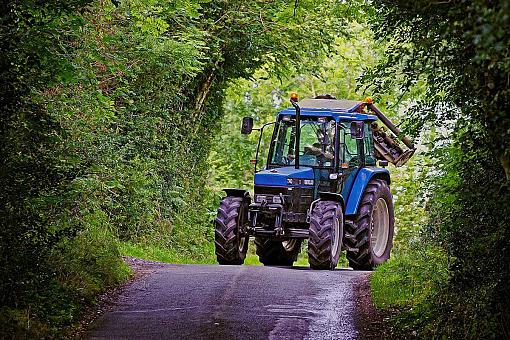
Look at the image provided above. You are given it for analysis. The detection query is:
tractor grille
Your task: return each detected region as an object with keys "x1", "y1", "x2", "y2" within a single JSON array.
[{"x1": 254, "y1": 185, "x2": 313, "y2": 215}]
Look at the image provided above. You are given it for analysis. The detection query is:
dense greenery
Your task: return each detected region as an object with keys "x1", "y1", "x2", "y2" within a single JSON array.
[
  {"x1": 367, "y1": 1, "x2": 510, "y2": 338},
  {"x1": 1, "y1": 0, "x2": 508, "y2": 338},
  {"x1": 0, "y1": 0, "x2": 359, "y2": 336}
]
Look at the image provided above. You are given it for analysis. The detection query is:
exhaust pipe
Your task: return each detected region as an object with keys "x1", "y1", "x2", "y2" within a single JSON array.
[{"x1": 290, "y1": 93, "x2": 301, "y2": 169}]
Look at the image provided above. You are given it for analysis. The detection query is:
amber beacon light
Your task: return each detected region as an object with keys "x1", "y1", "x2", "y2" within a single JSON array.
[{"x1": 290, "y1": 92, "x2": 299, "y2": 102}]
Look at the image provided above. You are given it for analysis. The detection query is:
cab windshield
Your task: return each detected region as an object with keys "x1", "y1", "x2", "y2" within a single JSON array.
[{"x1": 270, "y1": 118, "x2": 336, "y2": 167}]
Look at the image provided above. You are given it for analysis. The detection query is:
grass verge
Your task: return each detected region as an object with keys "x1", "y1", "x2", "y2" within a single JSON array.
[
  {"x1": 370, "y1": 243, "x2": 450, "y2": 337},
  {"x1": 119, "y1": 241, "x2": 216, "y2": 264},
  {"x1": 0, "y1": 225, "x2": 131, "y2": 338}
]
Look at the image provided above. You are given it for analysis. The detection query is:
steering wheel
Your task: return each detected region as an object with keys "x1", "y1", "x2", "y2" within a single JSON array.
[{"x1": 283, "y1": 155, "x2": 295, "y2": 165}]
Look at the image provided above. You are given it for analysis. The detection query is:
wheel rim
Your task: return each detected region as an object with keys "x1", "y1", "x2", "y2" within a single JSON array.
[
  {"x1": 331, "y1": 215, "x2": 341, "y2": 259},
  {"x1": 239, "y1": 236, "x2": 246, "y2": 252},
  {"x1": 282, "y1": 239, "x2": 298, "y2": 252},
  {"x1": 371, "y1": 198, "x2": 390, "y2": 257}
]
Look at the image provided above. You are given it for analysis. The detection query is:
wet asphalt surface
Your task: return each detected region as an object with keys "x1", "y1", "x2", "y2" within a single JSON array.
[{"x1": 87, "y1": 263, "x2": 368, "y2": 340}]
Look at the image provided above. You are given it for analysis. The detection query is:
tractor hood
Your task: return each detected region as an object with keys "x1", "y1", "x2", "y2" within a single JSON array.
[{"x1": 254, "y1": 166, "x2": 314, "y2": 187}]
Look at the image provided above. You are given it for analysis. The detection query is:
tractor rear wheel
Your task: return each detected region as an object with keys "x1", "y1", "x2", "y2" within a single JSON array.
[
  {"x1": 255, "y1": 237, "x2": 302, "y2": 266},
  {"x1": 215, "y1": 196, "x2": 249, "y2": 265},
  {"x1": 308, "y1": 201, "x2": 343, "y2": 270},
  {"x1": 345, "y1": 179, "x2": 394, "y2": 270}
]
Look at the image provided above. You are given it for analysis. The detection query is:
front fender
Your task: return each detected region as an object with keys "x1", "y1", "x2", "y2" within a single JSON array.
[
  {"x1": 223, "y1": 188, "x2": 250, "y2": 200},
  {"x1": 318, "y1": 192, "x2": 345, "y2": 211},
  {"x1": 345, "y1": 168, "x2": 390, "y2": 216}
]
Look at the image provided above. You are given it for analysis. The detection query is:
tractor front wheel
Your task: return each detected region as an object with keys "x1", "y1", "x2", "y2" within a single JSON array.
[
  {"x1": 345, "y1": 179, "x2": 394, "y2": 270},
  {"x1": 308, "y1": 201, "x2": 343, "y2": 270},
  {"x1": 255, "y1": 237, "x2": 302, "y2": 266},
  {"x1": 214, "y1": 196, "x2": 249, "y2": 265}
]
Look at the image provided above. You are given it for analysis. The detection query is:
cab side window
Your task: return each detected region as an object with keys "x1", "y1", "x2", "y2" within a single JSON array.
[
  {"x1": 339, "y1": 123, "x2": 360, "y2": 166},
  {"x1": 364, "y1": 124, "x2": 376, "y2": 165}
]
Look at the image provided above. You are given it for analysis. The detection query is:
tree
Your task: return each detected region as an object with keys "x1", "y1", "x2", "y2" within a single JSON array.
[
  {"x1": 365, "y1": 0, "x2": 510, "y2": 179},
  {"x1": 0, "y1": 0, "x2": 359, "y2": 335},
  {"x1": 364, "y1": 1, "x2": 510, "y2": 337}
]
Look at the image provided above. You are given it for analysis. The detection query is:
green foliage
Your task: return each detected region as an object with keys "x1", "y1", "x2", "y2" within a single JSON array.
[
  {"x1": 366, "y1": 1, "x2": 510, "y2": 338},
  {"x1": 119, "y1": 240, "x2": 215, "y2": 264},
  {"x1": 0, "y1": 0, "x2": 96, "y2": 333},
  {"x1": 389, "y1": 158, "x2": 428, "y2": 245},
  {"x1": 372, "y1": 143, "x2": 510, "y2": 338},
  {"x1": 0, "y1": 225, "x2": 130, "y2": 338},
  {"x1": 371, "y1": 244, "x2": 450, "y2": 336},
  {"x1": 366, "y1": 0, "x2": 510, "y2": 178},
  {"x1": 426, "y1": 140, "x2": 510, "y2": 338},
  {"x1": 1, "y1": 0, "x2": 358, "y2": 336}
]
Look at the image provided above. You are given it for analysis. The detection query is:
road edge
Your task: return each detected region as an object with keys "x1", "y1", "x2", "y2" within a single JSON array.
[
  {"x1": 354, "y1": 273, "x2": 394, "y2": 339},
  {"x1": 64, "y1": 257, "x2": 166, "y2": 339}
]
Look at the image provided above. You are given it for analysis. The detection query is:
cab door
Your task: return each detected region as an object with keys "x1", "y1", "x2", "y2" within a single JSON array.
[{"x1": 337, "y1": 121, "x2": 364, "y2": 200}]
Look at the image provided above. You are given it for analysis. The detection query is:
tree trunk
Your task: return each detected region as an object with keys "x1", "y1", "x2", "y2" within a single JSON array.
[
  {"x1": 500, "y1": 153, "x2": 510, "y2": 181},
  {"x1": 193, "y1": 60, "x2": 222, "y2": 116},
  {"x1": 194, "y1": 70, "x2": 216, "y2": 113}
]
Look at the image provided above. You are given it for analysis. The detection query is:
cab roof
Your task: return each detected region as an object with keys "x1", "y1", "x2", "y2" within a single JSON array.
[{"x1": 277, "y1": 98, "x2": 378, "y2": 122}]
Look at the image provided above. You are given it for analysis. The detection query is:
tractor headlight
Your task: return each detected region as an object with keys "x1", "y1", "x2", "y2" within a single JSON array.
[
  {"x1": 272, "y1": 196, "x2": 282, "y2": 204},
  {"x1": 255, "y1": 195, "x2": 266, "y2": 203}
]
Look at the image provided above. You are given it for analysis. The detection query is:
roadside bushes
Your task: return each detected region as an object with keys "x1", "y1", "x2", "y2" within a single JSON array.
[
  {"x1": 364, "y1": 1, "x2": 510, "y2": 338},
  {"x1": 1, "y1": 0, "x2": 350, "y2": 336},
  {"x1": 371, "y1": 139, "x2": 510, "y2": 338},
  {"x1": 371, "y1": 243, "x2": 450, "y2": 336},
  {"x1": 427, "y1": 137, "x2": 510, "y2": 338}
]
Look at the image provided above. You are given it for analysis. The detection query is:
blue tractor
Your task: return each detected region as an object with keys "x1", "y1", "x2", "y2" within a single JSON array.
[{"x1": 214, "y1": 94, "x2": 415, "y2": 270}]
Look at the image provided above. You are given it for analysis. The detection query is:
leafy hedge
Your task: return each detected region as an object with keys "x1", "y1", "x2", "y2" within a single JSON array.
[
  {"x1": 366, "y1": 1, "x2": 510, "y2": 338},
  {"x1": 0, "y1": 0, "x2": 353, "y2": 336}
]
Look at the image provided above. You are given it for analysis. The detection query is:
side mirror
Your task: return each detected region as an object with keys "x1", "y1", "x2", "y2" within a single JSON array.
[
  {"x1": 241, "y1": 117, "x2": 254, "y2": 135},
  {"x1": 350, "y1": 121, "x2": 364, "y2": 139}
]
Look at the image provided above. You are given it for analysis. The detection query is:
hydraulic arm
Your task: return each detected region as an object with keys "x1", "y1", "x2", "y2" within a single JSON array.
[{"x1": 366, "y1": 101, "x2": 416, "y2": 167}]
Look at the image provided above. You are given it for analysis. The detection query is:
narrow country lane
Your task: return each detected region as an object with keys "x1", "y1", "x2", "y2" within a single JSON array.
[{"x1": 87, "y1": 262, "x2": 368, "y2": 340}]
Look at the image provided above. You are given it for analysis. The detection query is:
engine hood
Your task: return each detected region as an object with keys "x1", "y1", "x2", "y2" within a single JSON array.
[{"x1": 254, "y1": 166, "x2": 314, "y2": 187}]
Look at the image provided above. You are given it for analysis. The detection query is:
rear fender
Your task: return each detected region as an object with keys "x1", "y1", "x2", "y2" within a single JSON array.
[{"x1": 345, "y1": 168, "x2": 390, "y2": 216}]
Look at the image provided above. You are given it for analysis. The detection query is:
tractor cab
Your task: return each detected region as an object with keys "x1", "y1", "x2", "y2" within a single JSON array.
[{"x1": 256, "y1": 99, "x2": 380, "y2": 215}]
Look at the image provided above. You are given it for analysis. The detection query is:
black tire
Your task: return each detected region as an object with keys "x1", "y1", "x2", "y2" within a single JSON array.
[
  {"x1": 214, "y1": 196, "x2": 249, "y2": 265},
  {"x1": 255, "y1": 237, "x2": 302, "y2": 266},
  {"x1": 345, "y1": 179, "x2": 394, "y2": 270},
  {"x1": 308, "y1": 201, "x2": 343, "y2": 270}
]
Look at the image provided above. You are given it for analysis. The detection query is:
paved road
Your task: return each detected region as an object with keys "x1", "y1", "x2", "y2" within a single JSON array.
[{"x1": 87, "y1": 263, "x2": 367, "y2": 340}]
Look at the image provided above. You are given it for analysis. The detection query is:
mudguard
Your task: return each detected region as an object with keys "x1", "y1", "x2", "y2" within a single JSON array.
[
  {"x1": 318, "y1": 192, "x2": 345, "y2": 211},
  {"x1": 223, "y1": 188, "x2": 250, "y2": 199},
  {"x1": 345, "y1": 167, "x2": 390, "y2": 216}
]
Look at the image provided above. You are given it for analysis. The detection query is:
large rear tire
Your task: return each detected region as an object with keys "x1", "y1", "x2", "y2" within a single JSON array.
[
  {"x1": 215, "y1": 196, "x2": 249, "y2": 265},
  {"x1": 345, "y1": 179, "x2": 394, "y2": 270},
  {"x1": 255, "y1": 237, "x2": 302, "y2": 266},
  {"x1": 308, "y1": 201, "x2": 343, "y2": 270}
]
